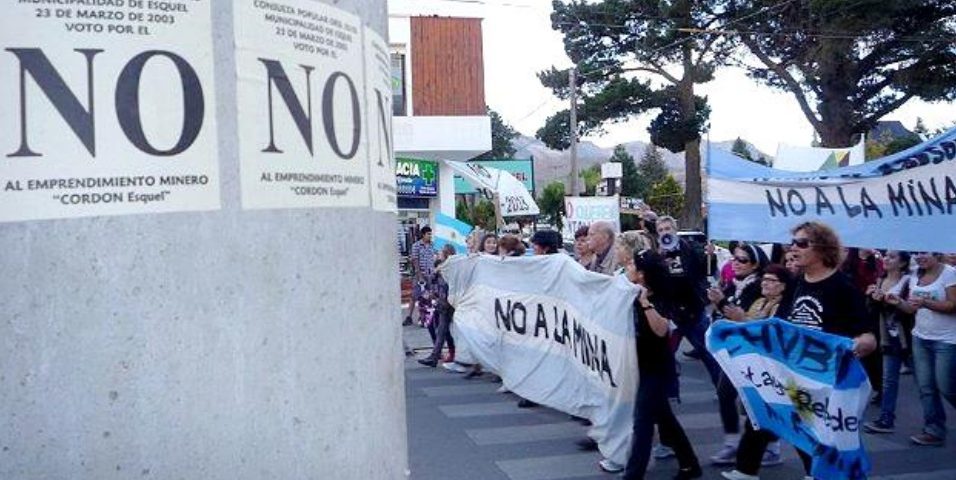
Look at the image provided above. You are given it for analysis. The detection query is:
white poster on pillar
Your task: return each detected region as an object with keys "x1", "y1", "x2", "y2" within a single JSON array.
[
  {"x1": 0, "y1": 0, "x2": 220, "y2": 223},
  {"x1": 363, "y1": 28, "x2": 397, "y2": 213},
  {"x1": 235, "y1": 0, "x2": 372, "y2": 210}
]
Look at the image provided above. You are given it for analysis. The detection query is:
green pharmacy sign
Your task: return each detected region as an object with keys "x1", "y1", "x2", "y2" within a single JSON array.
[{"x1": 396, "y1": 158, "x2": 438, "y2": 197}]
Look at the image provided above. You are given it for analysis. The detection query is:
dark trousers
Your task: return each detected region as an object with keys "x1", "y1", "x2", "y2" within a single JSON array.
[
  {"x1": 623, "y1": 372, "x2": 699, "y2": 479},
  {"x1": 736, "y1": 419, "x2": 811, "y2": 475},
  {"x1": 426, "y1": 310, "x2": 454, "y2": 361},
  {"x1": 716, "y1": 372, "x2": 741, "y2": 435}
]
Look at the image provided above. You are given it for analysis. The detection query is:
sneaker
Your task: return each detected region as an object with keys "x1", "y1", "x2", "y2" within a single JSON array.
[
  {"x1": 863, "y1": 419, "x2": 895, "y2": 434},
  {"x1": 721, "y1": 470, "x2": 759, "y2": 480},
  {"x1": 496, "y1": 385, "x2": 510, "y2": 394},
  {"x1": 761, "y1": 450, "x2": 783, "y2": 467},
  {"x1": 402, "y1": 316, "x2": 413, "y2": 326},
  {"x1": 442, "y1": 362, "x2": 468, "y2": 373},
  {"x1": 417, "y1": 358, "x2": 437, "y2": 368},
  {"x1": 598, "y1": 458, "x2": 624, "y2": 473},
  {"x1": 517, "y1": 398, "x2": 538, "y2": 408},
  {"x1": 653, "y1": 444, "x2": 676, "y2": 459},
  {"x1": 910, "y1": 432, "x2": 944, "y2": 446},
  {"x1": 709, "y1": 444, "x2": 737, "y2": 465}
]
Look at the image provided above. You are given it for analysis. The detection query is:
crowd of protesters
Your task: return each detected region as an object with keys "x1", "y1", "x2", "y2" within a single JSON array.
[{"x1": 406, "y1": 214, "x2": 956, "y2": 480}]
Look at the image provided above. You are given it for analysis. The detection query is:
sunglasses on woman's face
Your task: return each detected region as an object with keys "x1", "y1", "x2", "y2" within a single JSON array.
[
  {"x1": 732, "y1": 256, "x2": 752, "y2": 264},
  {"x1": 790, "y1": 238, "x2": 812, "y2": 249}
]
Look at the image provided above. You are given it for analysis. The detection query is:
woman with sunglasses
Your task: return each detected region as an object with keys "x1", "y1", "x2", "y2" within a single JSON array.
[
  {"x1": 887, "y1": 251, "x2": 956, "y2": 447},
  {"x1": 862, "y1": 251, "x2": 914, "y2": 434},
  {"x1": 706, "y1": 243, "x2": 772, "y2": 466},
  {"x1": 723, "y1": 221, "x2": 876, "y2": 480}
]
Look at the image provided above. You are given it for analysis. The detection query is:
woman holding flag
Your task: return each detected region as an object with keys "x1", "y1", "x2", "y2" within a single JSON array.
[{"x1": 722, "y1": 221, "x2": 876, "y2": 480}]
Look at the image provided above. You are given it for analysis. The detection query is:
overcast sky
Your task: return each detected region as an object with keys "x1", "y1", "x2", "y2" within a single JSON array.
[{"x1": 395, "y1": 0, "x2": 954, "y2": 155}]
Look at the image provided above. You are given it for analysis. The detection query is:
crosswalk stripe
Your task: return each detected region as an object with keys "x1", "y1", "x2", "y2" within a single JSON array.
[
  {"x1": 440, "y1": 401, "x2": 535, "y2": 418},
  {"x1": 466, "y1": 421, "x2": 585, "y2": 446},
  {"x1": 495, "y1": 453, "x2": 601, "y2": 480},
  {"x1": 422, "y1": 384, "x2": 501, "y2": 397}
]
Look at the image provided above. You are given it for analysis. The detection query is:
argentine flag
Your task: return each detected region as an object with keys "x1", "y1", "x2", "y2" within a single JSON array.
[
  {"x1": 707, "y1": 318, "x2": 872, "y2": 479},
  {"x1": 433, "y1": 213, "x2": 473, "y2": 254}
]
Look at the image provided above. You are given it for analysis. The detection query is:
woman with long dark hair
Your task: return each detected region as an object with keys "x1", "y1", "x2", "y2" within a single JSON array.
[
  {"x1": 706, "y1": 243, "x2": 771, "y2": 466},
  {"x1": 613, "y1": 250, "x2": 701, "y2": 479},
  {"x1": 863, "y1": 250, "x2": 914, "y2": 434}
]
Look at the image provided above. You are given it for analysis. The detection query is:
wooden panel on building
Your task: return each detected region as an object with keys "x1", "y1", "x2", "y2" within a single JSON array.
[{"x1": 410, "y1": 16, "x2": 486, "y2": 116}]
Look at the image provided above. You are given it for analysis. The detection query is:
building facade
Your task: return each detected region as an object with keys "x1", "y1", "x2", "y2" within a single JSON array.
[{"x1": 389, "y1": 2, "x2": 492, "y2": 274}]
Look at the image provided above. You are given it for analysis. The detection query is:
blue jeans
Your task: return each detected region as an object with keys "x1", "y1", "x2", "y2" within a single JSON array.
[
  {"x1": 879, "y1": 349, "x2": 903, "y2": 425},
  {"x1": 912, "y1": 336, "x2": 956, "y2": 438}
]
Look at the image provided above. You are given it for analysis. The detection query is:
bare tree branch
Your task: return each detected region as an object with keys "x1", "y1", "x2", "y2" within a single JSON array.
[
  {"x1": 740, "y1": 35, "x2": 822, "y2": 132},
  {"x1": 859, "y1": 92, "x2": 915, "y2": 129},
  {"x1": 645, "y1": 59, "x2": 681, "y2": 85}
]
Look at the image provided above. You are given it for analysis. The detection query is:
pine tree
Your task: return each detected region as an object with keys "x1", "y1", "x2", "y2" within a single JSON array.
[
  {"x1": 731, "y1": 137, "x2": 753, "y2": 161},
  {"x1": 636, "y1": 146, "x2": 668, "y2": 199},
  {"x1": 611, "y1": 145, "x2": 641, "y2": 198}
]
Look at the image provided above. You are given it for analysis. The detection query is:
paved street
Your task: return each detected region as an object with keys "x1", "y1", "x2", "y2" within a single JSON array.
[{"x1": 404, "y1": 325, "x2": 956, "y2": 480}]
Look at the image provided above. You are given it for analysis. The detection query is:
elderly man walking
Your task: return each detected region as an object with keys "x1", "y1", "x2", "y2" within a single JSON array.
[{"x1": 586, "y1": 221, "x2": 619, "y2": 275}]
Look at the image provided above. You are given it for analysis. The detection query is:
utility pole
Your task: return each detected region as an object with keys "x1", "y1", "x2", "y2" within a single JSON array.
[{"x1": 568, "y1": 66, "x2": 579, "y2": 196}]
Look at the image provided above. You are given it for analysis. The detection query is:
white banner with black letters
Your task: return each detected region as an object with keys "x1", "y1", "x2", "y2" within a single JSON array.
[
  {"x1": 235, "y1": 0, "x2": 395, "y2": 211},
  {"x1": 443, "y1": 254, "x2": 639, "y2": 465},
  {"x1": 0, "y1": 0, "x2": 220, "y2": 222}
]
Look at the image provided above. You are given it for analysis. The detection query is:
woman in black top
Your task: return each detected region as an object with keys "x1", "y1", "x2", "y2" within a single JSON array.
[
  {"x1": 618, "y1": 250, "x2": 701, "y2": 480},
  {"x1": 722, "y1": 221, "x2": 876, "y2": 480}
]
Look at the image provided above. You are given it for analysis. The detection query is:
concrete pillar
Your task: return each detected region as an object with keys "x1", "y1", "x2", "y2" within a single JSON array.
[{"x1": 0, "y1": 1, "x2": 407, "y2": 479}]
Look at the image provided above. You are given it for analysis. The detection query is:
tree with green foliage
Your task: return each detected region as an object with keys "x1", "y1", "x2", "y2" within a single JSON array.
[
  {"x1": 477, "y1": 107, "x2": 520, "y2": 160},
  {"x1": 472, "y1": 200, "x2": 498, "y2": 231},
  {"x1": 725, "y1": 0, "x2": 956, "y2": 147},
  {"x1": 455, "y1": 200, "x2": 472, "y2": 225},
  {"x1": 636, "y1": 146, "x2": 669, "y2": 199},
  {"x1": 731, "y1": 137, "x2": 753, "y2": 160},
  {"x1": 611, "y1": 145, "x2": 641, "y2": 198},
  {"x1": 646, "y1": 175, "x2": 685, "y2": 218},
  {"x1": 538, "y1": 181, "x2": 566, "y2": 230},
  {"x1": 580, "y1": 165, "x2": 602, "y2": 196},
  {"x1": 731, "y1": 137, "x2": 769, "y2": 165},
  {"x1": 536, "y1": 0, "x2": 732, "y2": 229}
]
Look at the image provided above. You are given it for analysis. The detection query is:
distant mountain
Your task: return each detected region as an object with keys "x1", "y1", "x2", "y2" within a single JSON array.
[{"x1": 513, "y1": 135, "x2": 770, "y2": 193}]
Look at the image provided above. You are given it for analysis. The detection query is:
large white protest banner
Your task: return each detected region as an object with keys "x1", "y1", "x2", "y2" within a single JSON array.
[
  {"x1": 561, "y1": 196, "x2": 621, "y2": 240},
  {"x1": 236, "y1": 0, "x2": 395, "y2": 211},
  {"x1": 707, "y1": 319, "x2": 872, "y2": 479},
  {"x1": 442, "y1": 254, "x2": 638, "y2": 465},
  {"x1": 707, "y1": 128, "x2": 956, "y2": 252},
  {"x1": 0, "y1": 0, "x2": 220, "y2": 222}
]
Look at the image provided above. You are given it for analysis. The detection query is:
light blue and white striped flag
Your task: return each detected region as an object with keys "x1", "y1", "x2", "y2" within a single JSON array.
[
  {"x1": 433, "y1": 213, "x2": 473, "y2": 254},
  {"x1": 707, "y1": 318, "x2": 872, "y2": 479}
]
